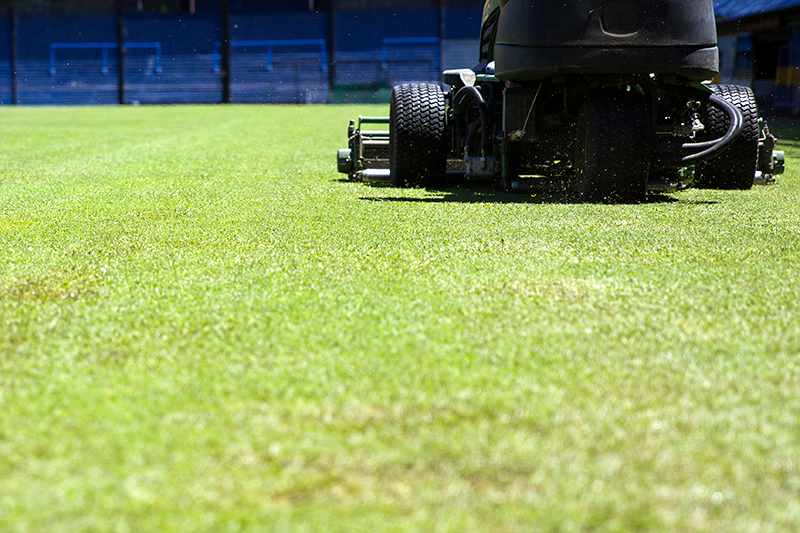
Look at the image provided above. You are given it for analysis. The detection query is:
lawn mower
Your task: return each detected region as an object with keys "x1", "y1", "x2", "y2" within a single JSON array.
[{"x1": 337, "y1": 0, "x2": 785, "y2": 201}]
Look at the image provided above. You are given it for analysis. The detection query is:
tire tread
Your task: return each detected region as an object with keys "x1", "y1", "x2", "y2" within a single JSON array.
[
  {"x1": 390, "y1": 83, "x2": 447, "y2": 187},
  {"x1": 694, "y1": 84, "x2": 759, "y2": 190}
]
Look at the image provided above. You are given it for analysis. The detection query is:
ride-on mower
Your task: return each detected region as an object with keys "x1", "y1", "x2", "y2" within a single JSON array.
[{"x1": 337, "y1": 0, "x2": 785, "y2": 201}]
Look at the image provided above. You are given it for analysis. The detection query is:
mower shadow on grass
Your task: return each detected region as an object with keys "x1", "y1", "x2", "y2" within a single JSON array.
[{"x1": 356, "y1": 181, "x2": 718, "y2": 206}]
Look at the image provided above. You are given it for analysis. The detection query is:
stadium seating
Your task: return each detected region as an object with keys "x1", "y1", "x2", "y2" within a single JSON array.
[{"x1": 0, "y1": 7, "x2": 482, "y2": 105}]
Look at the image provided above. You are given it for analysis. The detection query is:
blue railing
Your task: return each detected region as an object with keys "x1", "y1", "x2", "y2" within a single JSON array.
[
  {"x1": 50, "y1": 42, "x2": 163, "y2": 75},
  {"x1": 212, "y1": 39, "x2": 328, "y2": 73},
  {"x1": 380, "y1": 37, "x2": 440, "y2": 73}
]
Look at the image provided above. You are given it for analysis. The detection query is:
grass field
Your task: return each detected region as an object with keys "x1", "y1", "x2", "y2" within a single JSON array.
[{"x1": 1, "y1": 104, "x2": 800, "y2": 531}]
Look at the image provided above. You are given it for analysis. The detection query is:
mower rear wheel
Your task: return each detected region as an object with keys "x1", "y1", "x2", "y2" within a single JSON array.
[
  {"x1": 389, "y1": 83, "x2": 447, "y2": 187},
  {"x1": 694, "y1": 84, "x2": 759, "y2": 190},
  {"x1": 574, "y1": 89, "x2": 651, "y2": 202}
]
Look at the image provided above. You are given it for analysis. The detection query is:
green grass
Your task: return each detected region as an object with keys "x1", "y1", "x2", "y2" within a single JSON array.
[{"x1": 2, "y1": 104, "x2": 800, "y2": 532}]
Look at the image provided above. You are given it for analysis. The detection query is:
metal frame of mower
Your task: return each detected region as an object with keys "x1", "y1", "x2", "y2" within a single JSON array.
[{"x1": 337, "y1": 1, "x2": 785, "y2": 201}]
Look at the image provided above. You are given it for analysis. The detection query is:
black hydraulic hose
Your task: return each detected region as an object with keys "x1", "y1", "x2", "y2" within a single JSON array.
[
  {"x1": 656, "y1": 93, "x2": 744, "y2": 166},
  {"x1": 453, "y1": 86, "x2": 492, "y2": 156},
  {"x1": 464, "y1": 119, "x2": 482, "y2": 152}
]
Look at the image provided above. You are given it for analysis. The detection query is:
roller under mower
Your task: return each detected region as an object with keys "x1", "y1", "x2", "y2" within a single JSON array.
[{"x1": 337, "y1": 0, "x2": 785, "y2": 201}]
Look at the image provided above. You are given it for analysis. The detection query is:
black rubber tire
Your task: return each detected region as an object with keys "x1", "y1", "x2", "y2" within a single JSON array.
[
  {"x1": 389, "y1": 83, "x2": 447, "y2": 188},
  {"x1": 694, "y1": 84, "x2": 759, "y2": 190},
  {"x1": 574, "y1": 89, "x2": 651, "y2": 202}
]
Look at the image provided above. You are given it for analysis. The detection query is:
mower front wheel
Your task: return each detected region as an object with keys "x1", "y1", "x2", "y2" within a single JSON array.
[
  {"x1": 389, "y1": 83, "x2": 447, "y2": 188},
  {"x1": 694, "y1": 84, "x2": 759, "y2": 190}
]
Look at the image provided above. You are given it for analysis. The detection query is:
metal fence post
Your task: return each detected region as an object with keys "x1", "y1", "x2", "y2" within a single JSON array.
[
  {"x1": 10, "y1": 6, "x2": 18, "y2": 105},
  {"x1": 438, "y1": 0, "x2": 445, "y2": 75},
  {"x1": 220, "y1": 0, "x2": 231, "y2": 104},
  {"x1": 116, "y1": 0, "x2": 125, "y2": 105},
  {"x1": 328, "y1": 1, "x2": 337, "y2": 101}
]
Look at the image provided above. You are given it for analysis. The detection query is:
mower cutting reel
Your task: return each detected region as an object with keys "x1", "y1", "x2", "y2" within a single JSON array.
[
  {"x1": 338, "y1": 115, "x2": 392, "y2": 183},
  {"x1": 337, "y1": 0, "x2": 785, "y2": 200}
]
